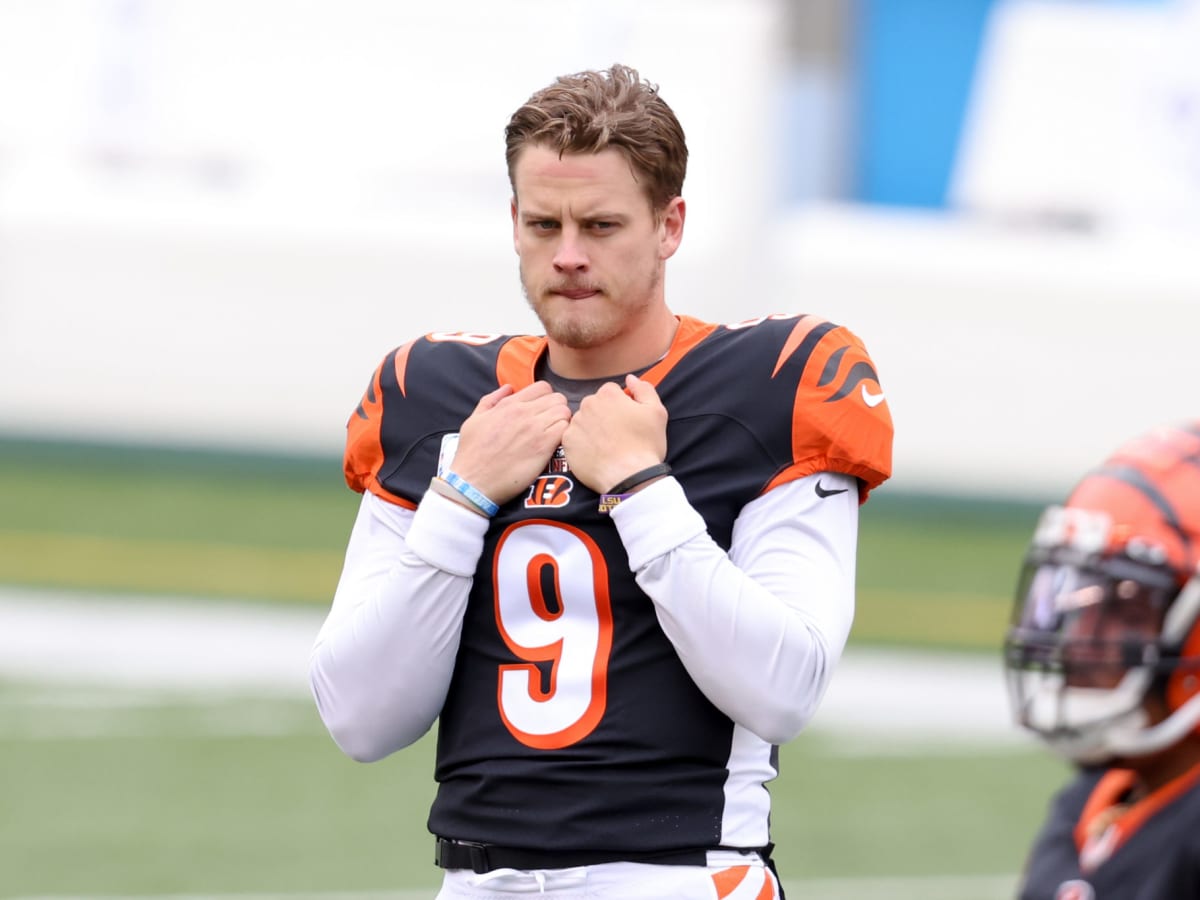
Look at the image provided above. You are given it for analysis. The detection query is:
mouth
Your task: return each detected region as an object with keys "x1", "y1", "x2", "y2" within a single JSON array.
[{"x1": 550, "y1": 287, "x2": 602, "y2": 300}]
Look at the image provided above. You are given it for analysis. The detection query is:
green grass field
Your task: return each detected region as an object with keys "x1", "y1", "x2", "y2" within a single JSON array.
[
  {"x1": 0, "y1": 437, "x2": 1042, "y2": 651},
  {"x1": 0, "y1": 438, "x2": 1068, "y2": 898},
  {"x1": 0, "y1": 682, "x2": 1068, "y2": 898}
]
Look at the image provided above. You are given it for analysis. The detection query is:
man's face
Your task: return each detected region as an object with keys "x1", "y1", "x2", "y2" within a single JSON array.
[
  {"x1": 1057, "y1": 578, "x2": 1164, "y2": 689},
  {"x1": 511, "y1": 145, "x2": 683, "y2": 351}
]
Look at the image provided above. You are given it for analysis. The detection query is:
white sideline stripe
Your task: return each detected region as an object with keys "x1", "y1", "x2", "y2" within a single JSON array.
[
  {"x1": 0, "y1": 587, "x2": 318, "y2": 695},
  {"x1": 0, "y1": 682, "x2": 1037, "y2": 753},
  {"x1": 0, "y1": 586, "x2": 1027, "y2": 744},
  {"x1": 8, "y1": 874, "x2": 1021, "y2": 900}
]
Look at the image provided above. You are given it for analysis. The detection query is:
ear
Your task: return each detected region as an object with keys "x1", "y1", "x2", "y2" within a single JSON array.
[
  {"x1": 659, "y1": 196, "x2": 685, "y2": 261},
  {"x1": 511, "y1": 197, "x2": 520, "y2": 255}
]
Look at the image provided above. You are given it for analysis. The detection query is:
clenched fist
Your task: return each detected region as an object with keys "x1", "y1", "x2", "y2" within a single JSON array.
[
  {"x1": 561, "y1": 374, "x2": 668, "y2": 493},
  {"x1": 450, "y1": 381, "x2": 571, "y2": 505}
]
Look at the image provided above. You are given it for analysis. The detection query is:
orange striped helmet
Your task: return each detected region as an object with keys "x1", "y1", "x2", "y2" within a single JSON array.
[{"x1": 1004, "y1": 421, "x2": 1200, "y2": 763}]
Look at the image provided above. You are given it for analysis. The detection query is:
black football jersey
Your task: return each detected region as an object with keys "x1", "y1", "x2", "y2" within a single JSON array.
[
  {"x1": 343, "y1": 313, "x2": 893, "y2": 853},
  {"x1": 1019, "y1": 764, "x2": 1200, "y2": 899}
]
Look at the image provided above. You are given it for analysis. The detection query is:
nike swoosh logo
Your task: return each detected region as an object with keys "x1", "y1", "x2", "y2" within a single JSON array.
[
  {"x1": 815, "y1": 480, "x2": 849, "y2": 498},
  {"x1": 861, "y1": 385, "x2": 886, "y2": 407}
]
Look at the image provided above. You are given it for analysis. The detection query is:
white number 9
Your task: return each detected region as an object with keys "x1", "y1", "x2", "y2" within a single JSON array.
[{"x1": 493, "y1": 520, "x2": 614, "y2": 749}]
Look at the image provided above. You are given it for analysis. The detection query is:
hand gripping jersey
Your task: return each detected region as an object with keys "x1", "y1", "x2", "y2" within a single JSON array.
[
  {"x1": 1018, "y1": 765, "x2": 1200, "y2": 899},
  {"x1": 342, "y1": 313, "x2": 892, "y2": 854}
]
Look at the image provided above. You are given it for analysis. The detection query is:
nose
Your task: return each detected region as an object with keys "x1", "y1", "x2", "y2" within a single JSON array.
[{"x1": 552, "y1": 228, "x2": 588, "y2": 273}]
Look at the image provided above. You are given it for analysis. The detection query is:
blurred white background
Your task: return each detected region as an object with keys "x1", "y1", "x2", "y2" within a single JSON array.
[{"x1": 1, "y1": 0, "x2": 1197, "y2": 499}]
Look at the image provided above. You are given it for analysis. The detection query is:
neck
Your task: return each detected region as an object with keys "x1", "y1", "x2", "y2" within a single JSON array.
[
  {"x1": 547, "y1": 308, "x2": 679, "y2": 379},
  {"x1": 1130, "y1": 737, "x2": 1200, "y2": 795}
]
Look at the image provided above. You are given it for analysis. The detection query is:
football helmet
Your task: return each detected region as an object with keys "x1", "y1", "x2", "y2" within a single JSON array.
[{"x1": 1004, "y1": 421, "x2": 1200, "y2": 764}]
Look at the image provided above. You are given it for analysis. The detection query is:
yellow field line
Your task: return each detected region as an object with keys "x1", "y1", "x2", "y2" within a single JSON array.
[{"x1": 0, "y1": 530, "x2": 341, "y2": 602}]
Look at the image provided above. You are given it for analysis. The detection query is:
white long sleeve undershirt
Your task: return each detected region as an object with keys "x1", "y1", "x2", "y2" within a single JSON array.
[{"x1": 309, "y1": 471, "x2": 858, "y2": 761}]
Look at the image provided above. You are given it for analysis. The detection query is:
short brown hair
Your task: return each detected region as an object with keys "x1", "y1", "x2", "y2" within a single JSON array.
[{"x1": 504, "y1": 63, "x2": 688, "y2": 212}]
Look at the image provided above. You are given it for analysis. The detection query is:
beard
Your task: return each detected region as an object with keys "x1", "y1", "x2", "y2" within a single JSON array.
[
  {"x1": 527, "y1": 295, "x2": 612, "y2": 349},
  {"x1": 520, "y1": 263, "x2": 662, "y2": 350}
]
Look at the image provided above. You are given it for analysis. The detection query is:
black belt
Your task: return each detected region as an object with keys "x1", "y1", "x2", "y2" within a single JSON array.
[{"x1": 434, "y1": 837, "x2": 718, "y2": 874}]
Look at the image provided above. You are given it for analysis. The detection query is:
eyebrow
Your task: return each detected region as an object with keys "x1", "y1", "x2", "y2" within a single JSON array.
[{"x1": 519, "y1": 209, "x2": 629, "y2": 222}]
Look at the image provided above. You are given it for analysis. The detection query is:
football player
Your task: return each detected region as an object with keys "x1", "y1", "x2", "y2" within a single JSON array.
[
  {"x1": 310, "y1": 63, "x2": 893, "y2": 899},
  {"x1": 1005, "y1": 421, "x2": 1200, "y2": 899}
]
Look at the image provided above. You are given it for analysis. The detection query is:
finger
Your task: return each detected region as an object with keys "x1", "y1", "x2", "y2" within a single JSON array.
[
  {"x1": 592, "y1": 381, "x2": 627, "y2": 402},
  {"x1": 474, "y1": 384, "x2": 515, "y2": 412},
  {"x1": 512, "y1": 381, "x2": 555, "y2": 402},
  {"x1": 625, "y1": 374, "x2": 660, "y2": 405},
  {"x1": 542, "y1": 408, "x2": 573, "y2": 432}
]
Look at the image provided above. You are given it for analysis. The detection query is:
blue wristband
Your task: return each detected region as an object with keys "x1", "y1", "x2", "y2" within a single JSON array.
[{"x1": 442, "y1": 472, "x2": 500, "y2": 518}]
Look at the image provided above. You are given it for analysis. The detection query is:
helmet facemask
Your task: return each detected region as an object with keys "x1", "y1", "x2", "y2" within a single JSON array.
[{"x1": 1004, "y1": 505, "x2": 1200, "y2": 764}]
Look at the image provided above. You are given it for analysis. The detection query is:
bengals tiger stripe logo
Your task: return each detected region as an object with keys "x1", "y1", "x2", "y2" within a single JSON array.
[{"x1": 525, "y1": 475, "x2": 574, "y2": 508}]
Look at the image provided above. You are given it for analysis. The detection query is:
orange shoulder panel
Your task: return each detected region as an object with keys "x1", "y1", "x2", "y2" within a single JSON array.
[
  {"x1": 639, "y1": 315, "x2": 718, "y2": 386},
  {"x1": 495, "y1": 335, "x2": 547, "y2": 388},
  {"x1": 342, "y1": 341, "x2": 418, "y2": 509},
  {"x1": 764, "y1": 323, "x2": 893, "y2": 502},
  {"x1": 770, "y1": 315, "x2": 830, "y2": 378}
]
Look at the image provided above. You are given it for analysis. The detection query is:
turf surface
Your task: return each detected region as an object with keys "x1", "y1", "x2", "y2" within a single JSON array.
[
  {"x1": 0, "y1": 685, "x2": 1068, "y2": 895},
  {"x1": 0, "y1": 437, "x2": 1065, "y2": 897},
  {"x1": 0, "y1": 437, "x2": 1043, "y2": 651}
]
